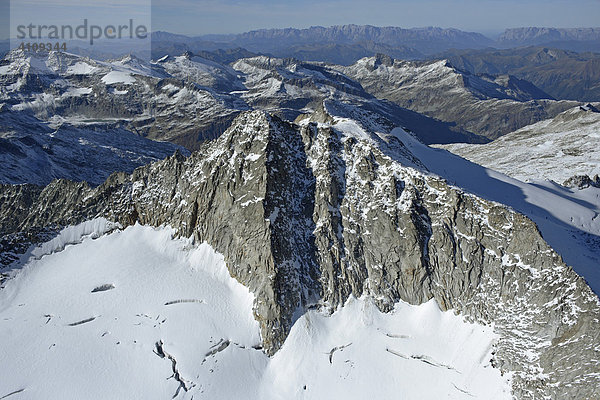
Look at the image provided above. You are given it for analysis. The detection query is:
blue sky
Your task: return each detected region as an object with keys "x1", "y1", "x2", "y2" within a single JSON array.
[
  {"x1": 5, "y1": 0, "x2": 600, "y2": 38},
  {"x1": 154, "y1": 0, "x2": 600, "y2": 36}
]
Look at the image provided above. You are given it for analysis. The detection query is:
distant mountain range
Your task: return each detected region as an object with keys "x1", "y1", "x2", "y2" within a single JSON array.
[
  {"x1": 6, "y1": 25, "x2": 598, "y2": 96},
  {"x1": 199, "y1": 25, "x2": 494, "y2": 55},
  {"x1": 338, "y1": 55, "x2": 577, "y2": 140},
  {"x1": 155, "y1": 25, "x2": 600, "y2": 55},
  {"x1": 437, "y1": 46, "x2": 600, "y2": 101},
  {"x1": 150, "y1": 25, "x2": 493, "y2": 61},
  {"x1": 150, "y1": 25, "x2": 600, "y2": 62},
  {"x1": 4, "y1": 25, "x2": 599, "y2": 63},
  {"x1": 145, "y1": 26, "x2": 600, "y2": 102},
  {"x1": 498, "y1": 27, "x2": 600, "y2": 51}
]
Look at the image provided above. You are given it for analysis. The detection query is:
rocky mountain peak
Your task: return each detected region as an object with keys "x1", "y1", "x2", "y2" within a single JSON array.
[
  {"x1": 373, "y1": 52, "x2": 394, "y2": 68},
  {"x1": 1, "y1": 107, "x2": 599, "y2": 398}
]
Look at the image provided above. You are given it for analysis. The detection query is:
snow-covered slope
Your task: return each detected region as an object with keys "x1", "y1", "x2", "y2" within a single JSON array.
[
  {"x1": 265, "y1": 297, "x2": 511, "y2": 400},
  {"x1": 155, "y1": 52, "x2": 246, "y2": 92},
  {"x1": 435, "y1": 105, "x2": 600, "y2": 184},
  {"x1": 0, "y1": 222, "x2": 510, "y2": 399},
  {"x1": 0, "y1": 112, "x2": 184, "y2": 186}
]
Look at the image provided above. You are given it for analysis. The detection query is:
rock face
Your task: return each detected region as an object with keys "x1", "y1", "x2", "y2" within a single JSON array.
[{"x1": 1, "y1": 109, "x2": 599, "y2": 399}]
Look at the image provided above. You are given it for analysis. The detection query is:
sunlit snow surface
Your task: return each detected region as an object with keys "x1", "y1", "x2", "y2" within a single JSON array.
[
  {"x1": 436, "y1": 107, "x2": 600, "y2": 184},
  {"x1": 0, "y1": 222, "x2": 511, "y2": 399}
]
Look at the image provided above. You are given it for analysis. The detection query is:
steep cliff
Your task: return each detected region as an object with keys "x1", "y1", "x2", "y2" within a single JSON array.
[{"x1": 1, "y1": 109, "x2": 599, "y2": 399}]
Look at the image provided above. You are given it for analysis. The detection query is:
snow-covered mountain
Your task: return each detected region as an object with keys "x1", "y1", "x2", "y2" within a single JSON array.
[
  {"x1": 337, "y1": 55, "x2": 579, "y2": 140},
  {"x1": 436, "y1": 104, "x2": 600, "y2": 184},
  {"x1": 230, "y1": 55, "x2": 484, "y2": 143},
  {"x1": 1, "y1": 106, "x2": 599, "y2": 399},
  {"x1": 2, "y1": 44, "x2": 600, "y2": 400},
  {"x1": 0, "y1": 221, "x2": 511, "y2": 399},
  {"x1": 0, "y1": 49, "x2": 243, "y2": 150},
  {"x1": 0, "y1": 51, "x2": 192, "y2": 186},
  {"x1": 154, "y1": 51, "x2": 246, "y2": 92},
  {"x1": 1, "y1": 48, "x2": 500, "y2": 187},
  {"x1": 2, "y1": 48, "x2": 484, "y2": 156}
]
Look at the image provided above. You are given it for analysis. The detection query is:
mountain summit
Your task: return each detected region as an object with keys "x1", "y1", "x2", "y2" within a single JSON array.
[{"x1": 1, "y1": 106, "x2": 599, "y2": 399}]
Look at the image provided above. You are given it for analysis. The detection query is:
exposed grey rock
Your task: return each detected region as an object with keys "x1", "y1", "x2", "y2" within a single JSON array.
[
  {"x1": 0, "y1": 109, "x2": 599, "y2": 399},
  {"x1": 563, "y1": 174, "x2": 600, "y2": 189}
]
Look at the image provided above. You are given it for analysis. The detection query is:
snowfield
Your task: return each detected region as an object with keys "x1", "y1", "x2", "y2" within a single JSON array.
[
  {"x1": 66, "y1": 61, "x2": 99, "y2": 75},
  {"x1": 435, "y1": 106, "x2": 600, "y2": 184},
  {"x1": 101, "y1": 71, "x2": 136, "y2": 85},
  {"x1": 0, "y1": 222, "x2": 511, "y2": 400},
  {"x1": 265, "y1": 297, "x2": 511, "y2": 400}
]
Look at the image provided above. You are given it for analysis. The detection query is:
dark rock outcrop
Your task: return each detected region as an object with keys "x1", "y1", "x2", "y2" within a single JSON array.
[{"x1": 563, "y1": 174, "x2": 600, "y2": 189}]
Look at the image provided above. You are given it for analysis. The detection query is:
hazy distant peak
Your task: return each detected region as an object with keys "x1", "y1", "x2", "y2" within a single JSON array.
[{"x1": 499, "y1": 27, "x2": 600, "y2": 44}]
